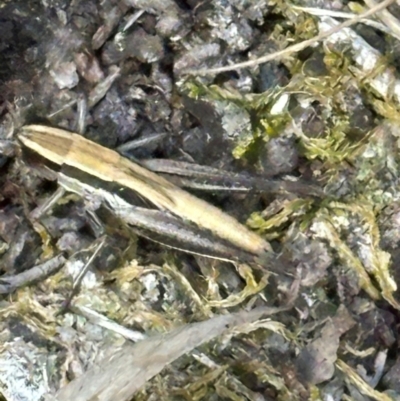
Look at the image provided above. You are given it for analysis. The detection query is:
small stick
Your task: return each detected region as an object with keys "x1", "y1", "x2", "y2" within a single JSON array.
[{"x1": 58, "y1": 237, "x2": 106, "y2": 314}]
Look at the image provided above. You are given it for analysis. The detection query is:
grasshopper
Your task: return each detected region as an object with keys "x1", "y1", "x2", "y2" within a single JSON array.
[{"x1": 18, "y1": 125, "x2": 272, "y2": 262}]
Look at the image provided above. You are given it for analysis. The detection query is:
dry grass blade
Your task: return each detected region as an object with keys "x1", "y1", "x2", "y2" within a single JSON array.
[{"x1": 336, "y1": 360, "x2": 394, "y2": 401}]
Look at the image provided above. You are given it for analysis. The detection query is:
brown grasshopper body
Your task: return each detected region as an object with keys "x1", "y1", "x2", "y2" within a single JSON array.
[{"x1": 18, "y1": 125, "x2": 271, "y2": 258}]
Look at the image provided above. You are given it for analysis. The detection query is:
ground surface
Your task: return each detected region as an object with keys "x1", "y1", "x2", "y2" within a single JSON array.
[{"x1": 1, "y1": 1, "x2": 400, "y2": 400}]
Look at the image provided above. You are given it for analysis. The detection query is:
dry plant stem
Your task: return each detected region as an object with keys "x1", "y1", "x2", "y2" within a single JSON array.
[
  {"x1": 0, "y1": 254, "x2": 66, "y2": 294},
  {"x1": 19, "y1": 125, "x2": 271, "y2": 256},
  {"x1": 122, "y1": 9, "x2": 145, "y2": 31},
  {"x1": 116, "y1": 132, "x2": 167, "y2": 153},
  {"x1": 336, "y1": 360, "x2": 394, "y2": 401},
  {"x1": 61, "y1": 236, "x2": 107, "y2": 311},
  {"x1": 364, "y1": 0, "x2": 400, "y2": 39},
  {"x1": 292, "y1": 5, "x2": 395, "y2": 37},
  {"x1": 183, "y1": 0, "x2": 397, "y2": 76},
  {"x1": 51, "y1": 305, "x2": 290, "y2": 401},
  {"x1": 29, "y1": 186, "x2": 66, "y2": 220},
  {"x1": 76, "y1": 95, "x2": 87, "y2": 134},
  {"x1": 88, "y1": 66, "x2": 120, "y2": 107},
  {"x1": 70, "y1": 305, "x2": 147, "y2": 342},
  {"x1": 47, "y1": 99, "x2": 77, "y2": 118}
]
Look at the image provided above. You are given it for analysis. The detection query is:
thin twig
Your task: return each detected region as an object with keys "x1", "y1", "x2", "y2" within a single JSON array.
[
  {"x1": 0, "y1": 254, "x2": 66, "y2": 294},
  {"x1": 183, "y1": 0, "x2": 396, "y2": 76},
  {"x1": 58, "y1": 237, "x2": 106, "y2": 314}
]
